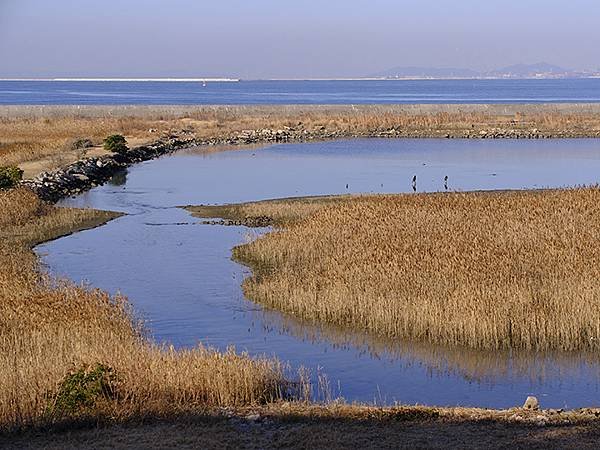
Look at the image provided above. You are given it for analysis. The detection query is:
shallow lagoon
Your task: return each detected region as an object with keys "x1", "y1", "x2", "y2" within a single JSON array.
[{"x1": 37, "y1": 138, "x2": 600, "y2": 408}]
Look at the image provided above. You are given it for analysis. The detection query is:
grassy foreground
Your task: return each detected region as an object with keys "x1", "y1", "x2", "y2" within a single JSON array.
[
  {"x1": 0, "y1": 188, "x2": 296, "y2": 433},
  {"x1": 191, "y1": 188, "x2": 600, "y2": 352}
]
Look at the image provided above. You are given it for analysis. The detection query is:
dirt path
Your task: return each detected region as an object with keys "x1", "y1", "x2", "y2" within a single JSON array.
[{"x1": 4, "y1": 405, "x2": 600, "y2": 449}]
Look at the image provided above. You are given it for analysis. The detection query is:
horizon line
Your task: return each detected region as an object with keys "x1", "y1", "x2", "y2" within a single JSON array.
[
  {"x1": 0, "y1": 78, "x2": 241, "y2": 82},
  {"x1": 1, "y1": 76, "x2": 600, "y2": 82}
]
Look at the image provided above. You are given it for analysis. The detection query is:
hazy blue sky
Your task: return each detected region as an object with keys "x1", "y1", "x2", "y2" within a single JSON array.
[{"x1": 1, "y1": 0, "x2": 599, "y2": 78}]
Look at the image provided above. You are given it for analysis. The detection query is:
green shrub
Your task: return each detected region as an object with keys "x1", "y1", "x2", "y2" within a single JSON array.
[
  {"x1": 46, "y1": 364, "x2": 116, "y2": 418},
  {"x1": 0, "y1": 166, "x2": 24, "y2": 190},
  {"x1": 103, "y1": 134, "x2": 128, "y2": 154}
]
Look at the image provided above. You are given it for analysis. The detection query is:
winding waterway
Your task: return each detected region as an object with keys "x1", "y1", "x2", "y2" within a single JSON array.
[{"x1": 36, "y1": 138, "x2": 600, "y2": 409}]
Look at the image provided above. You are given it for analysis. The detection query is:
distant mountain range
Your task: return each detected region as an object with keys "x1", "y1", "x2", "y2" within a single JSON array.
[{"x1": 373, "y1": 62, "x2": 600, "y2": 79}]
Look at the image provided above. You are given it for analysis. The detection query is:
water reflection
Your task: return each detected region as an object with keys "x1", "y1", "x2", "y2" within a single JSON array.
[
  {"x1": 257, "y1": 306, "x2": 600, "y2": 387},
  {"x1": 107, "y1": 169, "x2": 128, "y2": 187}
]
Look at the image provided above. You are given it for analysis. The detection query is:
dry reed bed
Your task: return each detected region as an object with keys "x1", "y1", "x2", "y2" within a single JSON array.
[
  {"x1": 3, "y1": 107, "x2": 600, "y2": 168},
  {"x1": 233, "y1": 188, "x2": 600, "y2": 352},
  {"x1": 0, "y1": 188, "x2": 293, "y2": 432}
]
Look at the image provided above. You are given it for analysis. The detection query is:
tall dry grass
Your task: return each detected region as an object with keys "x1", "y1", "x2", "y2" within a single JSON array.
[
  {"x1": 234, "y1": 188, "x2": 600, "y2": 352},
  {"x1": 0, "y1": 188, "x2": 295, "y2": 432}
]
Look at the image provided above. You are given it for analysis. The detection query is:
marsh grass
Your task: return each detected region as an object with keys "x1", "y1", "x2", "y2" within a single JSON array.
[
  {"x1": 0, "y1": 188, "x2": 296, "y2": 432},
  {"x1": 231, "y1": 188, "x2": 600, "y2": 352}
]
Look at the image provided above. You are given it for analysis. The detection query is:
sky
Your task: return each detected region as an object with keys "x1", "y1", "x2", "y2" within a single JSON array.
[{"x1": 1, "y1": 0, "x2": 599, "y2": 78}]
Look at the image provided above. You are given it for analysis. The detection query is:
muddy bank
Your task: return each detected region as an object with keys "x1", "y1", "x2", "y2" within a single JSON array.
[{"x1": 185, "y1": 195, "x2": 354, "y2": 227}]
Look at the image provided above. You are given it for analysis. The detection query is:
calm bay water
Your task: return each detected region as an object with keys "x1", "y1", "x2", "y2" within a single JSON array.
[
  {"x1": 36, "y1": 139, "x2": 600, "y2": 408},
  {"x1": 2, "y1": 79, "x2": 600, "y2": 105}
]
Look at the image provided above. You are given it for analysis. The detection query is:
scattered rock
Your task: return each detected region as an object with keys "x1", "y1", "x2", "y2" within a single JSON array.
[
  {"x1": 245, "y1": 413, "x2": 261, "y2": 422},
  {"x1": 201, "y1": 216, "x2": 273, "y2": 228},
  {"x1": 534, "y1": 414, "x2": 548, "y2": 427},
  {"x1": 72, "y1": 174, "x2": 89, "y2": 182},
  {"x1": 523, "y1": 396, "x2": 540, "y2": 411}
]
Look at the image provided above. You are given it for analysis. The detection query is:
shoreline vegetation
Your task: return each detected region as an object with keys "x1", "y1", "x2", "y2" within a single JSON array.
[
  {"x1": 4, "y1": 105, "x2": 600, "y2": 447},
  {"x1": 3, "y1": 104, "x2": 600, "y2": 180}
]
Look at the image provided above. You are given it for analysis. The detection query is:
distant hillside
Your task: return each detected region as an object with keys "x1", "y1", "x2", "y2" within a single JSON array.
[
  {"x1": 373, "y1": 62, "x2": 599, "y2": 79},
  {"x1": 486, "y1": 62, "x2": 570, "y2": 78}
]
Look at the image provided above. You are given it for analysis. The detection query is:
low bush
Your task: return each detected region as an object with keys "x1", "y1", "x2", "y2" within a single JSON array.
[
  {"x1": 0, "y1": 166, "x2": 23, "y2": 190},
  {"x1": 46, "y1": 364, "x2": 116, "y2": 419},
  {"x1": 103, "y1": 134, "x2": 128, "y2": 154},
  {"x1": 67, "y1": 137, "x2": 94, "y2": 151}
]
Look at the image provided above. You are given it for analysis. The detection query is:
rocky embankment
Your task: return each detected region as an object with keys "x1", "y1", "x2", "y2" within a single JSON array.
[
  {"x1": 21, "y1": 124, "x2": 599, "y2": 203},
  {"x1": 21, "y1": 137, "x2": 192, "y2": 203},
  {"x1": 203, "y1": 125, "x2": 593, "y2": 146}
]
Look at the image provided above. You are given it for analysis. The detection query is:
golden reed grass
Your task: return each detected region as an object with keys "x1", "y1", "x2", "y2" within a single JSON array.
[
  {"x1": 0, "y1": 188, "x2": 293, "y2": 432},
  {"x1": 233, "y1": 188, "x2": 600, "y2": 352}
]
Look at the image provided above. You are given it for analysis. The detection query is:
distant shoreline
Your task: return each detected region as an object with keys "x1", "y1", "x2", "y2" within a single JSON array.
[
  {"x1": 1, "y1": 77, "x2": 600, "y2": 82},
  {"x1": 0, "y1": 78, "x2": 240, "y2": 82}
]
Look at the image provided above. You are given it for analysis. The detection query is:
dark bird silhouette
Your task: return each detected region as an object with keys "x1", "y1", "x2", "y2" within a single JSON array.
[
  {"x1": 346, "y1": 183, "x2": 349, "y2": 189},
  {"x1": 412, "y1": 175, "x2": 417, "y2": 192},
  {"x1": 444, "y1": 175, "x2": 448, "y2": 190}
]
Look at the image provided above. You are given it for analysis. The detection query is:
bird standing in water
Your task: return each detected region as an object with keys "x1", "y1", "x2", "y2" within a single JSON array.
[
  {"x1": 444, "y1": 175, "x2": 448, "y2": 190},
  {"x1": 412, "y1": 175, "x2": 417, "y2": 192}
]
